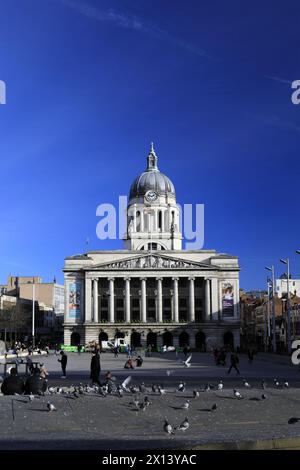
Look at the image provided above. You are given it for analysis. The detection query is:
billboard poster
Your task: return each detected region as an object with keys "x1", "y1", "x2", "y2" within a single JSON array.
[
  {"x1": 222, "y1": 281, "x2": 234, "y2": 317},
  {"x1": 68, "y1": 282, "x2": 81, "y2": 320}
]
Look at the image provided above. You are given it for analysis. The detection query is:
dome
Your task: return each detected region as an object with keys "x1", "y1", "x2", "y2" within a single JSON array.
[{"x1": 129, "y1": 144, "x2": 176, "y2": 201}]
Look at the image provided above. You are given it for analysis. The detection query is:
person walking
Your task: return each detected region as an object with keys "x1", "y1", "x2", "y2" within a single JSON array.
[
  {"x1": 227, "y1": 351, "x2": 240, "y2": 375},
  {"x1": 90, "y1": 351, "x2": 101, "y2": 385},
  {"x1": 114, "y1": 345, "x2": 119, "y2": 358},
  {"x1": 58, "y1": 350, "x2": 68, "y2": 378}
]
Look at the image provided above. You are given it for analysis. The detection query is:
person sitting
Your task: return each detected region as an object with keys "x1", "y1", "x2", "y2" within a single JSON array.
[
  {"x1": 135, "y1": 355, "x2": 143, "y2": 367},
  {"x1": 124, "y1": 358, "x2": 134, "y2": 369},
  {"x1": 24, "y1": 368, "x2": 47, "y2": 395},
  {"x1": 1, "y1": 368, "x2": 25, "y2": 395}
]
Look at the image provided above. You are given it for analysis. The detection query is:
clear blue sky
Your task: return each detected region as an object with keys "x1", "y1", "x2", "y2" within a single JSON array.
[{"x1": 0, "y1": 0, "x2": 300, "y2": 289}]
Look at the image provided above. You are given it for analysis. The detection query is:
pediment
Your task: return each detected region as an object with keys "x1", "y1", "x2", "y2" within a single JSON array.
[{"x1": 84, "y1": 253, "x2": 215, "y2": 271}]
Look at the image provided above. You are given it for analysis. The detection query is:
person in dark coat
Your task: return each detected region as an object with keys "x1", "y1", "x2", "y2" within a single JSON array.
[
  {"x1": 90, "y1": 351, "x2": 101, "y2": 385},
  {"x1": 24, "y1": 368, "x2": 47, "y2": 395},
  {"x1": 58, "y1": 351, "x2": 68, "y2": 378},
  {"x1": 1, "y1": 368, "x2": 25, "y2": 395},
  {"x1": 227, "y1": 352, "x2": 240, "y2": 375}
]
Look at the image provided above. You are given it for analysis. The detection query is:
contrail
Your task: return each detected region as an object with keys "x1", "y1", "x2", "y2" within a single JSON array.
[
  {"x1": 59, "y1": 0, "x2": 210, "y2": 59},
  {"x1": 264, "y1": 75, "x2": 292, "y2": 85}
]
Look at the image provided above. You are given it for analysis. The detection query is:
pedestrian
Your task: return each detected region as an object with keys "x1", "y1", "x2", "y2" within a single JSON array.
[
  {"x1": 77, "y1": 344, "x2": 81, "y2": 355},
  {"x1": 90, "y1": 351, "x2": 101, "y2": 385},
  {"x1": 227, "y1": 352, "x2": 240, "y2": 375},
  {"x1": 58, "y1": 350, "x2": 68, "y2": 378},
  {"x1": 248, "y1": 349, "x2": 254, "y2": 364},
  {"x1": 114, "y1": 345, "x2": 119, "y2": 358},
  {"x1": 135, "y1": 355, "x2": 143, "y2": 367},
  {"x1": 183, "y1": 344, "x2": 188, "y2": 359}
]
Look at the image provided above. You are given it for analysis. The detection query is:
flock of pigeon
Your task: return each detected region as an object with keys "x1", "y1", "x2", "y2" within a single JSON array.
[{"x1": 20, "y1": 374, "x2": 298, "y2": 434}]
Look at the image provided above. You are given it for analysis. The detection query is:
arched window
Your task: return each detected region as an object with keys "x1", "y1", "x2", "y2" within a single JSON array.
[
  {"x1": 158, "y1": 211, "x2": 162, "y2": 229},
  {"x1": 136, "y1": 211, "x2": 140, "y2": 232}
]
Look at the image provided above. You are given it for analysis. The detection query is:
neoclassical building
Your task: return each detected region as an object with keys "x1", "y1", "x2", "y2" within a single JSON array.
[{"x1": 63, "y1": 144, "x2": 240, "y2": 350}]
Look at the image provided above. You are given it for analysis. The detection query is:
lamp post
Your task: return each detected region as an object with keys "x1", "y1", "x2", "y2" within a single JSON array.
[
  {"x1": 280, "y1": 258, "x2": 291, "y2": 354},
  {"x1": 265, "y1": 266, "x2": 276, "y2": 353},
  {"x1": 32, "y1": 280, "x2": 35, "y2": 349}
]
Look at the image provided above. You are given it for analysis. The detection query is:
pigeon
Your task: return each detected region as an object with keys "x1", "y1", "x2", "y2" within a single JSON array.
[
  {"x1": 180, "y1": 400, "x2": 190, "y2": 410},
  {"x1": 152, "y1": 384, "x2": 157, "y2": 393},
  {"x1": 139, "y1": 401, "x2": 147, "y2": 412},
  {"x1": 178, "y1": 381, "x2": 185, "y2": 392},
  {"x1": 204, "y1": 383, "x2": 211, "y2": 392},
  {"x1": 139, "y1": 382, "x2": 147, "y2": 393},
  {"x1": 261, "y1": 394, "x2": 267, "y2": 400},
  {"x1": 261, "y1": 380, "x2": 266, "y2": 390},
  {"x1": 274, "y1": 379, "x2": 280, "y2": 388},
  {"x1": 284, "y1": 380, "x2": 289, "y2": 388},
  {"x1": 158, "y1": 385, "x2": 166, "y2": 395},
  {"x1": 47, "y1": 402, "x2": 56, "y2": 412},
  {"x1": 144, "y1": 396, "x2": 151, "y2": 407},
  {"x1": 28, "y1": 394, "x2": 34, "y2": 402},
  {"x1": 133, "y1": 396, "x2": 140, "y2": 408},
  {"x1": 177, "y1": 417, "x2": 189, "y2": 431},
  {"x1": 243, "y1": 380, "x2": 251, "y2": 388},
  {"x1": 117, "y1": 386, "x2": 124, "y2": 397},
  {"x1": 121, "y1": 376, "x2": 132, "y2": 391},
  {"x1": 166, "y1": 370, "x2": 174, "y2": 376},
  {"x1": 211, "y1": 403, "x2": 217, "y2": 411},
  {"x1": 193, "y1": 390, "x2": 200, "y2": 398},
  {"x1": 288, "y1": 417, "x2": 300, "y2": 424},
  {"x1": 233, "y1": 389, "x2": 243, "y2": 399},
  {"x1": 99, "y1": 387, "x2": 107, "y2": 397},
  {"x1": 48, "y1": 387, "x2": 56, "y2": 394},
  {"x1": 217, "y1": 380, "x2": 223, "y2": 391},
  {"x1": 182, "y1": 355, "x2": 192, "y2": 368},
  {"x1": 163, "y1": 419, "x2": 175, "y2": 435},
  {"x1": 130, "y1": 385, "x2": 139, "y2": 394}
]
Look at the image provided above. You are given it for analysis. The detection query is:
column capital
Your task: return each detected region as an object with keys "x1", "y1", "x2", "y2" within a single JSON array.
[
  {"x1": 156, "y1": 277, "x2": 163, "y2": 281},
  {"x1": 172, "y1": 277, "x2": 179, "y2": 281},
  {"x1": 188, "y1": 277, "x2": 195, "y2": 281},
  {"x1": 140, "y1": 277, "x2": 147, "y2": 281},
  {"x1": 124, "y1": 277, "x2": 131, "y2": 282},
  {"x1": 108, "y1": 277, "x2": 115, "y2": 282}
]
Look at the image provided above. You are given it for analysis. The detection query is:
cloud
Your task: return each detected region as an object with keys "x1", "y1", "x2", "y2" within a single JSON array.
[{"x1": 59, "y1": 0, "x2": 209, "y2": 59}]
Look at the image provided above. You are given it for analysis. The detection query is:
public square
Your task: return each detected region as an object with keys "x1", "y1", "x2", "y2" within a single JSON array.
[{"x1": 1, "y1": 350, "x2": 300, "y2": 450}]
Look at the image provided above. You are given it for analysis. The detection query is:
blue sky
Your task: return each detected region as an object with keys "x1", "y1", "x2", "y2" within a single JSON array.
[{"x1": 0, "y1": 0, "x2": 300, "y2": 289}]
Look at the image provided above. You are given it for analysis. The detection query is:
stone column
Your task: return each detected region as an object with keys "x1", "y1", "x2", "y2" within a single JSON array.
[
  {"x1": 205, "y1": 278, "x2": 211, "y2": 321},
  {"x1": 157, "y1": 277, "x2": 163, "y2": 323},
  {"x1": 189, "y1": 277, "x2": 195, "y2": 322},
  {"x1": 172, "y1": 277, "x2": 179, "y2": 322},
  {"x1": 154, "y1": 208, "x2": 158, "y2": 231},
  {"x1": 125, "y1": 277, "x2": 131, "y2": 323},
  {"x1": 161, "y1": 210, "x2": 165, "y2": 232},
  {"x1": 93, "y1": 278, "x2": 98, "y2": 323},
  {"x1": 133, "y1": 206, "x2": 137, "y2": 232},
  {"x1": 85, "y1": 278, "x2": 92, "y2": 322},
  {"x1": 140, "y1": 211, "x2": 144, "y2": 232},
  {"x1": 108, "y1": 277, "x2": 115, "y2": 323},
  {"x1": 140, "y1": 278, "x2": 147, "y2": 322}
]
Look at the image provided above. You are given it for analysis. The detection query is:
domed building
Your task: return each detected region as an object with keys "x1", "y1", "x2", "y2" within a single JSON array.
[{"x1": 63, "y1": 144, "x2": 240, "y2": 350}]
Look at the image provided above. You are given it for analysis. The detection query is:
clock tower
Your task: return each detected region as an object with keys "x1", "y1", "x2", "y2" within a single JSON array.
[{"x1": 124, "y1": 143, "x2": 182, "y2": 251}]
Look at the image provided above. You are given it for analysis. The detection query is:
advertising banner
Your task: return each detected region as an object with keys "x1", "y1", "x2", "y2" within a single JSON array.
[
  {"x1": 222, "y1": 281, "x2": 234, "y2": 317},
  {"x1": 68, "y1": 282, "x2": 81, "y2": 320}
]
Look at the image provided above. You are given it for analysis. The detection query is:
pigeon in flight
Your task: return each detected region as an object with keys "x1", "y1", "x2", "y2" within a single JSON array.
[
  {"x1": 288, "y1": 417, "x2": 300, "y2": 424},
  {"x1": 178, "y1": 381, "x2": 185, "y2": 392},
  {"x1": 243, "y1": 380, "x2": 251, "y2": 388},
  {"x1": 121, "y1": 376, "x2": 132, "y2": 391},
  {"x1": 177, "y1": 417, "x2": 189, "y2": 431},
  {"x1": 47, "y1": 402, "x2": 56, "y2": 412},
  {"x1": 182, "y1": 355, "x2": 192, "y2": 368},
  {"x1": 164, "y1": 419, "x2": 175, "y2": 435},
  {"x1": 217, "y1": 380, "x2": 223, "y2": 391}
]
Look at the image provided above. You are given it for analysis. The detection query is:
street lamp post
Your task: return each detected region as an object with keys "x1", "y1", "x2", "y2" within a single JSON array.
[
  {"x1": 280, "y1": 258, "x2": 291, "y2": 354},
  {"x1": 32, "y1": 281, "x2": 35, "y2": 349},
  {"x1": 265, "y1": 266, "x2": 277, "y2": 353}
]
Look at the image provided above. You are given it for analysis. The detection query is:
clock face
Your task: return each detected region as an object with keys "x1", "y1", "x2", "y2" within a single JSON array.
[{"x1": 145, "y1": 190, "x2": 158, "y2": 202}]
